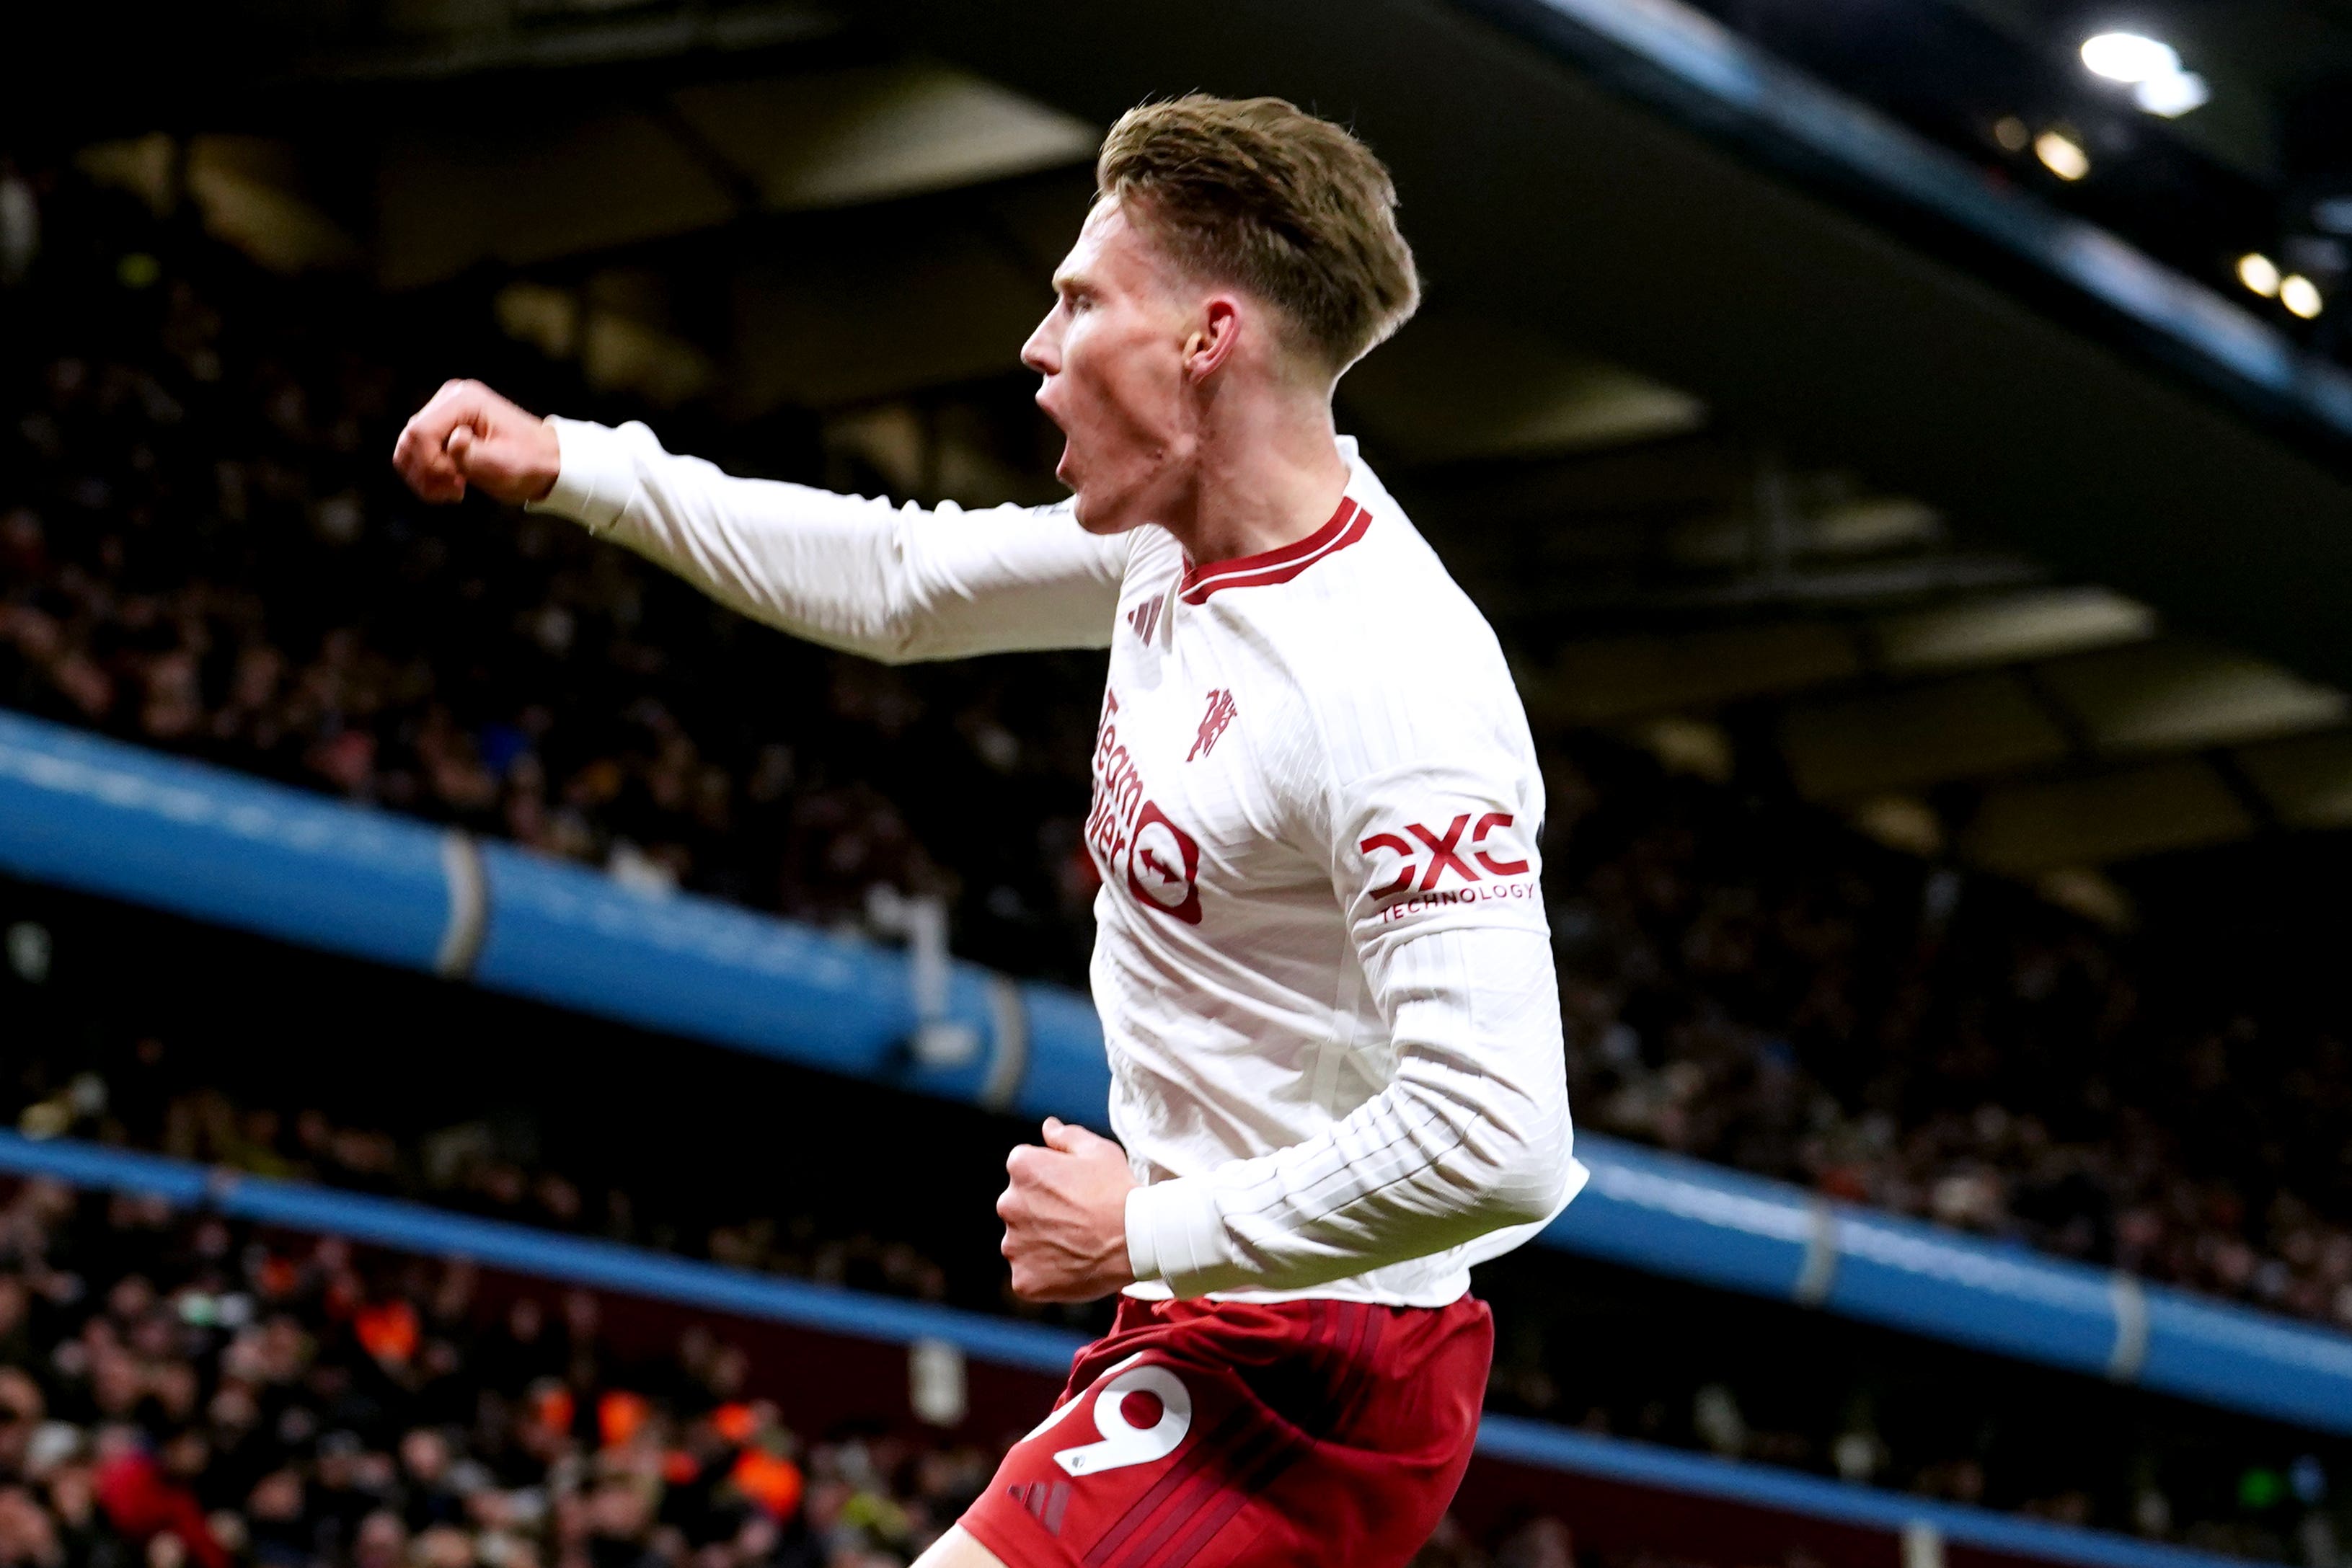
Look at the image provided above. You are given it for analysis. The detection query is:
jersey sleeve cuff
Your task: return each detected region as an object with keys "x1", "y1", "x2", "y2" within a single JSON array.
[
  {"x1": 1125, "y1": 1179, "x2": 1229, "y2": 1299},
  {"x1": 525, "y1": 417, "x2": 635, "y2": 533}
]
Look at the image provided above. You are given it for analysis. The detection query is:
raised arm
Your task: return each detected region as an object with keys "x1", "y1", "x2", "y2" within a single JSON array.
[{"x1": 392, "y1": 381, "x2": 1132, "y2": 663}]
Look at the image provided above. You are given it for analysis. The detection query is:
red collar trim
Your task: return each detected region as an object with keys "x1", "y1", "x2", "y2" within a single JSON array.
[{"x1": 1178, "y1": 497, "x2": 1371, "y2": 605}]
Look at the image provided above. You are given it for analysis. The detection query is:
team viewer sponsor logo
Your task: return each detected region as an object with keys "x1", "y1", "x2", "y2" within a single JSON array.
[
  {"x1": 1358, "y1": 811, "x2": 1534, "y2": 921},
  {"x1": 1127, "y1": 803, "x2": 1203, "y2": 923},
  {"x1": 1086, "y1": 689, "x2": 1206, "y2": 924}
]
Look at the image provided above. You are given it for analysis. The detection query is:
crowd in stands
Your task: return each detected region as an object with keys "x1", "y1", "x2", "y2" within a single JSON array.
[
  {"x1": 0, "y1": 167, "x2": 1105, "y2": 986},
  {"x1": 1543, "y1": 744, "x2": 2352, "y2": 1334},
  {"x1": 10, "y1": 1045, "x2": 966, "y2": 1318},
  {"x1": 6, "y1": 148, "x2": 2352, "y2": 1562},
  {"x1": 6, "y1": 1017, "x2": 2344, "y2": 1564},
  {"x1": 8, "y1": 156, "x2": 2352, "y2": 1337},
  {"x1": 0, "y1": 1181, "x2": 1588, "y2": 1568},
  {"x1": 0, "y1": 1176, "x2": 996, "y2": 1568}
]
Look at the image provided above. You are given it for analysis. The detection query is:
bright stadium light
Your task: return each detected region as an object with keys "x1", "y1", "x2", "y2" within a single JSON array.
[
  {"x1": 2237, "y1": 253, "x2": 2282, "y2": 298},
  {"x1": 2281, "y1": 274, "x2": 2325, "y2": 319},
  {"x1": 2080, "y1": 32, "x2": 2209, "y2": 118},
  {"x1": 2080, "y1": 31, "x2": 2179, "y2": 83},
  {"x1": 2134, "y1": 70, "x2": 2209, "y2": 117},
  {"x1": 2035, "y1": 130, "x2": 2091, "y2": 182}
]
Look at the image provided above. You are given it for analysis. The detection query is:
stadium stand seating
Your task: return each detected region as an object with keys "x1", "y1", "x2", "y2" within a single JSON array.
[
  {"x1": 0, "y1": 167, "x2": 1102, "y2": 986},
  {"x1": 0, "y1": 1174, "x2": 1032, "y2": 1568},
  {"x1": 5, "y1": 882, "x2": 2351, "y2": 1562},
  {"x1": 8, "y1": 151, "x2": 2352, "y2": 1568},
  {"x1": 6, "y1": 162, "x2": 2352, "y2": 1340},
  {"x1": 0, "y1": 1138, "x2": 2302, "y2": 1568},
  {"x1": 1547, "y1": 743, "x2": 2352, "y2": 1331}
]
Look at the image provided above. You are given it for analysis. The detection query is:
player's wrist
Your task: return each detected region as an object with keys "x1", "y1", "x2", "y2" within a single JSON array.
[
  {"x1": 525, "y1": 417, "x2": 632, "y2": 531},
  {"x1": 1124, "y1": 1179, "x2": 1229, "y2": 1298},
  {"x1": 1123, "y1": 1185, "x2": 1161, "y2": 1285},
  {"x1": 526, "y1": 417, "x2": 561, "y2": 502}
]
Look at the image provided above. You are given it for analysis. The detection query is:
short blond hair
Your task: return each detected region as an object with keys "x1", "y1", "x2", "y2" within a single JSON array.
[{"x1": 1096, "y1": 94, "x2": 1420, "y2": 373}]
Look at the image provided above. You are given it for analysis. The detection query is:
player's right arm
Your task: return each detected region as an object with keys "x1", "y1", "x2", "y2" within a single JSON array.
[{"x1": 392, "y1": 380, "x2": 1132, "y2": 663}]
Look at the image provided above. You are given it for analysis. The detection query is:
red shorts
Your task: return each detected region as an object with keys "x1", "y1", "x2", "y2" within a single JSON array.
[{"x1": 960, "y1": 1293, "x2": 1492, "y2": 1568}]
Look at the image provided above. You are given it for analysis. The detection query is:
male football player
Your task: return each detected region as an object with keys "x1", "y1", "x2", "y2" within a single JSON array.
[{"x1": 394, "y1": 94, "x2": 1583, "y2": 1568}]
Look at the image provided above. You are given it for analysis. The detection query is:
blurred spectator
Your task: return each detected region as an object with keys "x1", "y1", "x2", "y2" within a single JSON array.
[
  {"x1": 0, "y1": 1184, "x2": 1606, "y2": 1568},
  {"x1": 7, "y1": 146, "x2": 2352, "y2": 1564},
  {"x1": 1544, "y1": 739, "x2": 2352, "y2": 1333},
  {"x1": 9, "y1": 154, "x2": 2352, "y2": 1342},
  {"x1": 0, "y1": 1180, "x2": 986, "y2": 1568},
  {"x1": 0, "y1": 167, "x2": 1101, "y2": 986}
]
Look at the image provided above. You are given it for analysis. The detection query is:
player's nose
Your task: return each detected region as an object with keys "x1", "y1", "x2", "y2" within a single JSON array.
[{"x1": 1020, "y1": 313, "x2": 1061, "y2": 378}]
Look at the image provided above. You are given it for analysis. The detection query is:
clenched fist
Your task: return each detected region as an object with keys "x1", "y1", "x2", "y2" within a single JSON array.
[
  {"x1": 997, "y1": 1117, "x2": 1138, "y2": 1303},
  {"x1": 392, "y1": 379, "x2": 562, "y2": 506}
]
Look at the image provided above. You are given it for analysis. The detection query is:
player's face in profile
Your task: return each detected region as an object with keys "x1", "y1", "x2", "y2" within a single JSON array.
[{"x1": 1022, "y1": 198, "x2": 1201, "y2": 536}]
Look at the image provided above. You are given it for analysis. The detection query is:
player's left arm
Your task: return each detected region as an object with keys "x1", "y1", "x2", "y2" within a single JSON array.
[{"x1": 1121, "y1": 691, "x2": 1582, "y2": 1300}]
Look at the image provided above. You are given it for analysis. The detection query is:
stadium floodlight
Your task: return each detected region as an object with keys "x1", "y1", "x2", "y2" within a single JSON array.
[
  {"x1": 2080, "y1": 32, "x2": 2209, "y2": 118},
  {"x1": 2079, "y1": 31, "x2": 2180, "y2": 84},
  {"x1": 2281, "y1": 274, "x2": 2325, "y2": 319},
  {"x1": 2134, "y1": 70, "x2": 2209, "y2": 117},
  {"x1": 2237, "y1": 253, "x2": 2283, "y2": 298},
  {"x1": 2035, "y1": 130, "x2": 2091, "y2": 181}
]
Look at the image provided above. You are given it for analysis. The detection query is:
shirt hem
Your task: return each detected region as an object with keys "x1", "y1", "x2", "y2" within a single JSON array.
[{"x1": 1118, "y1": 1272, "x2": 1473, "y2": 1309}]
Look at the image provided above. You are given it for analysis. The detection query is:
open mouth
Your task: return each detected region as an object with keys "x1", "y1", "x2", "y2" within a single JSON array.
[{"x1": 1037, "y1": 394, "x2": 1073, "y2": 484}]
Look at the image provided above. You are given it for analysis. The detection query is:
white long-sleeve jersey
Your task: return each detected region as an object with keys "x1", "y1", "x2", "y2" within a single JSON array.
[{"x1": 531, "y1": 417, "x2": 1586, "y2": 1306}]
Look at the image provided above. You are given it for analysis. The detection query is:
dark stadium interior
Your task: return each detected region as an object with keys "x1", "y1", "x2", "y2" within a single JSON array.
[{"x1": 12, "y1": 1, "x2": 2352, "y2": 1566}]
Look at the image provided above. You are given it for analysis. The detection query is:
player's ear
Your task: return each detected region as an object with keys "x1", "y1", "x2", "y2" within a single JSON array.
[{"x1": 1185, "y1": 298, "x2": 1242, "y2": 381}]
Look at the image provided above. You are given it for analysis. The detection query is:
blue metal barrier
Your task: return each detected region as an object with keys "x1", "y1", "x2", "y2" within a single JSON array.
[
  {"x1": 0, "y1": 707, "x2": 1104, "y2": 1118},
  {"x1": 0, "y1": 709, "x2": 452, "y2": 974},
  {"x1": 0, "y1": 1130, "x2": 1084, "y2": 1373},
  {"x1": 0, "y1": 1130, "x2": 2258, "y2": 1568},
  {"x1": 4, "y1": 707, "x2": 2352, "y2": 1435}
]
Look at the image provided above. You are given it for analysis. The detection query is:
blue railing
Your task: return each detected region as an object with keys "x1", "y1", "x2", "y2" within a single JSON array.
[
  {"x1": 0, "y1": 1130, "x2": 2258, "y2": 1568},
  {"x1": 0, "y1": 709, "x2": 1092, "y2": 1123},
  {"x1": 4, "y1": 707, "x2": 2351, "y2": 1434}
]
